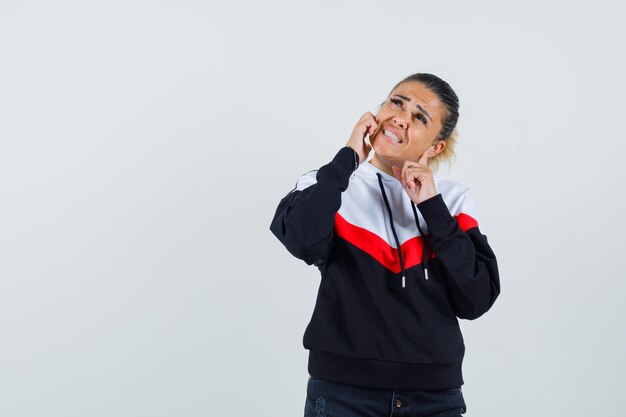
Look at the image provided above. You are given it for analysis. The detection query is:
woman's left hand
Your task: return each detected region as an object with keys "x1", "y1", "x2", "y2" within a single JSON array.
[{"x1": 391, "y1": 147, "x2": 438, "y2": 204}]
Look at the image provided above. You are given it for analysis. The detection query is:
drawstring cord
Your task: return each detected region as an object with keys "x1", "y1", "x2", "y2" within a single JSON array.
[
  {"x1": 376, "y1": 173, "x2": 432, "y2": 286},
  {"x1": 376, "y1": 173, "x2": 407, "y2": 288},
  {"x1": 411, "y1": 202, "x2": 429, "y2": 280}
]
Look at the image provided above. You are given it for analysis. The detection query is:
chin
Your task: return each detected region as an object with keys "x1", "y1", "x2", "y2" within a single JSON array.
[{"x1": 372, "y1": 138, "x2": 402, "y2": 162}]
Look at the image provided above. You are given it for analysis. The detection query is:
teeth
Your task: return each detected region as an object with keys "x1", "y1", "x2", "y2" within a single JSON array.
[{"x1": 384, "y1": 129, "x2": 401, "y2": 143}]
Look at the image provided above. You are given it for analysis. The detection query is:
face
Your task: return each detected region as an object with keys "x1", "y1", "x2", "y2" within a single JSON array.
[{"x1": 371, "y1": 81, "x2": 446, "y2": 169}]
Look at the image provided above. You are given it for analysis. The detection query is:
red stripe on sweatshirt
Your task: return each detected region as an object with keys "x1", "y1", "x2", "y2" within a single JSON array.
[
  {"x1": 334, "y1": 212, "x2": 478, "y2": 273},
  {"x1": 456, "y1": 212, "x2": 478, "y2": 231}
]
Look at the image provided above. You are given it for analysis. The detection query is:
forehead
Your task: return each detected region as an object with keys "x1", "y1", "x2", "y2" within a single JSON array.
[{"x1": 390, "y1": 81, "x2": 444, "y2": 120}]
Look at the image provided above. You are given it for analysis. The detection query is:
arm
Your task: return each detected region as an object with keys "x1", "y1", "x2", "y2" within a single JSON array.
[
  {"x1": 271, "y1": 111, "x2": 376, "y2": 265},
  {"x1": 417, "y1": 191, "x2": 501, "y2": 320},
  {"x1": 269, "y1": 147, "x2": 358, "y2": 265}
]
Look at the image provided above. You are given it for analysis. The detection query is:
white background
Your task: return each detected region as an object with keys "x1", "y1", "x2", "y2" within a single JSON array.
[{"x1": 1, "y1": 1, "x2": 625, "y2": 416}]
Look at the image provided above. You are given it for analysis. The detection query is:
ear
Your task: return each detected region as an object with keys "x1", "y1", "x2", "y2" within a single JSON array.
[{"x1": 430, "y1": 140, "x2": 446, "y2": 157}]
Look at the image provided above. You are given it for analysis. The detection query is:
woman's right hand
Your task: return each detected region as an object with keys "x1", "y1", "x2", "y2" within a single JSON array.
[{"x1": 346, "y1": 112, "x2": 378, "y2": 164}]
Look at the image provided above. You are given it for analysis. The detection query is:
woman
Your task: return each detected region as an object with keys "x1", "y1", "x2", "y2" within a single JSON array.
[{"x1": 270, "y1": 73, "x2": 500, "y2": 417}]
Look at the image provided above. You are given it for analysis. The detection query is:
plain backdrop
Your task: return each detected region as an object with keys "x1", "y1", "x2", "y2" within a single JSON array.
[{"x1": 1, "y1": 0, "x2": 625, "y2": 416}]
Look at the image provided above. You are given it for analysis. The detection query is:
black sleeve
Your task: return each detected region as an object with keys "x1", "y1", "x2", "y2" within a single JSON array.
[
  {"x1": 417, "y1": 193, "x2": 501, "y2": 320},
  {"x1": 269, "y1": 147, "x2": 358, "y2": 266}
]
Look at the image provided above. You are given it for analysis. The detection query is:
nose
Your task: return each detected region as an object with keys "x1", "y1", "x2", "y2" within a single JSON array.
[{"x1": 392, "y1": 112, "x2": 410, "y2": 129}]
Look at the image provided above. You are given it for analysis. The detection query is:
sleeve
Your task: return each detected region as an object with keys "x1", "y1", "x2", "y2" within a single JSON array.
[
  {"x1": 269, "y1": 147, "x2": 358, "y2": 266},
  {"x1": 416, "y1": 191, "x2": 501, "y2": 320}
]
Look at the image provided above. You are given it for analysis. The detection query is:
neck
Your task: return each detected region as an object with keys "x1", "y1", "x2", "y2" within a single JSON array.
[{"x1": 369, "y1": 154, "x2": 394, "y2": 176}]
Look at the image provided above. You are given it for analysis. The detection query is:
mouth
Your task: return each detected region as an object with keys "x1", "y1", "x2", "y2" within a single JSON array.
[{"x1": 381, "y1": 128, "x2": 404, "y2": 144}]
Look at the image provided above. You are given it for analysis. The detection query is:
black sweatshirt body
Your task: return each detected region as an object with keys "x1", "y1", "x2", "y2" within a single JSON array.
[{"x1": 270, "y1": 147, "x2": 501, "y2": 390}]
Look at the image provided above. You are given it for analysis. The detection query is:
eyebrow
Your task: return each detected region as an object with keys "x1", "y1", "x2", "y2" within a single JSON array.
[{"x1": 393, "y1": 95, "x2": 432, "y2": 122}]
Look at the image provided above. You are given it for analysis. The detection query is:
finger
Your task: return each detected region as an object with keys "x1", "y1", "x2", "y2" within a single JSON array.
[
  {"x1": 401, "y1": 164, "x2": 409, "y2": 185},
  {"x1": 403, "y1": 169, "x2": 413, "y2": 187},
  {"x1": 402, "y1": 161, "x2": 415, "y2": 183},
  {"x1": 361, "y1": 112, "x2": 374, "y2": 123},
  {"x1": 407, "y1": 170, "x2": 417, "y2": 190},
  {"x1": 398, "y1": 167, "x2": 412, "y2": 190},
  {"x1": 357, "y1": 113, "x2": 374, "y2": 136},
  {"x1": 403, "y1": 169, "x2": 415, "y2": 191},
  {"x1": 418, "y1": 146, "x2": 434, "y2": 166},
  {"x1": 404, "y1": 166, "x2": 412, "y2": 183},
  {"x1": 360, "y1": 112, "x2": 377, "y2": 135},
  {"x1": 405, "y1": 163, "x2": 423, "y2": 191},
  {"x1": 367, "y1": 119, "x2": 379, "y2": 138}
]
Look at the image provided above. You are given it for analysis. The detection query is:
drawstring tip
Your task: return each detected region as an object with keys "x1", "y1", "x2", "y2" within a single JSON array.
[
  {"x1": 402, "y1": 275, "x2": 405, "y2": 288},
  {"x1": 424, "y1": 268, "x2": 429, "y2": 280}
]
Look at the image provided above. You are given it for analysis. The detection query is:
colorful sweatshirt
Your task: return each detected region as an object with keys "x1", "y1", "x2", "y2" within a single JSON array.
[{"x1": 270, "y1": 147, "x2": 501, "y2": 390}]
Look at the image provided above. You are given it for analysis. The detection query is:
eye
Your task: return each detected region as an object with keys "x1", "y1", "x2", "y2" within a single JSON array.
[
  {"x1": 389, "y1": 98, "x2": 403, "y2": 108},
  {"x1": 414, "y1": 113, "x2": 428, "y2": 124}
]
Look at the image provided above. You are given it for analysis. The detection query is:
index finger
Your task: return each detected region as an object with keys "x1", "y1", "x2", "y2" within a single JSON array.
[{"x1": 418, "y1": 146, "x2": 434, "y2": 166}]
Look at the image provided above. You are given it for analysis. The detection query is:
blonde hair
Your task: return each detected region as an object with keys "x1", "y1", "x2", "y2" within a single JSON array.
[{"x1": 428, "y1": 127, "x2": 458, "y2": 175}]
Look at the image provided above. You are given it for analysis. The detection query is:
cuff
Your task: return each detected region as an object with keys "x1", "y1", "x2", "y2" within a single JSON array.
[
  {"x1": 333, "y1": 146, "x2": 359, "y2": 173},
  {"x1": 416, "y1": 193, "x2": 453, "y2": 226},
  {"x1": 316, "y1": 147, "x2": 359, "y2": 192}
]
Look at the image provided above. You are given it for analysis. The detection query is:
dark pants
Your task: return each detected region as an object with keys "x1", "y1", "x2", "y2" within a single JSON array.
[{"x1": 305, "y1": 376, "x2": 467, "y2": 417}]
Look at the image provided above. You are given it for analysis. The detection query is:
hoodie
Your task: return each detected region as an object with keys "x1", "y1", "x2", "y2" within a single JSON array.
[{"x1": 270, "y1": 147, "x2": 500, "y2": 390}]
